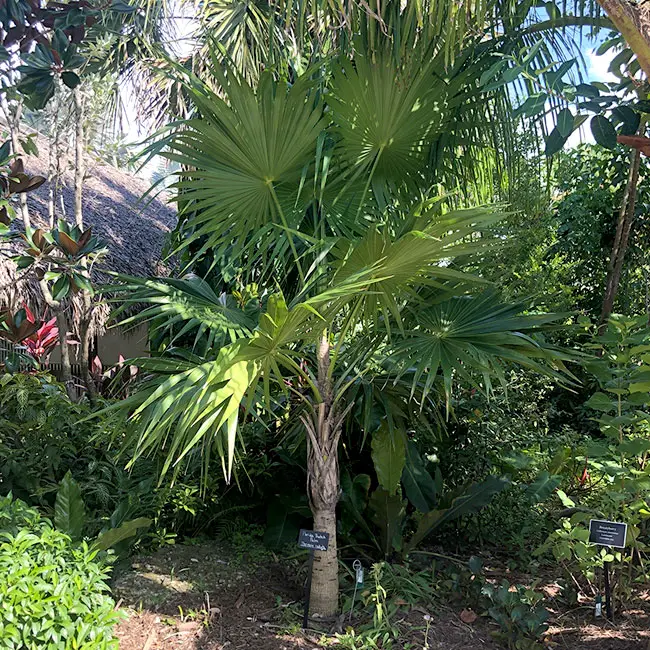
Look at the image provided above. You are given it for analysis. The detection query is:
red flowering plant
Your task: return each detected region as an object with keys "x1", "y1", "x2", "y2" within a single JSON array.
[
  {"x1": 0, "y1": 304, "x2": 59, "y2": 370},
  {"x1": 23, "y1": 316, "x2": 59, "y2": 363}
]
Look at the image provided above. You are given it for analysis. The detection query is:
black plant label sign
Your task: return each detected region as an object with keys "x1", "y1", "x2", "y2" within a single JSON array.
[
  {"x1": 589, "y1": 519, "x2": 627, "y2": 549},
  {"x1": 298, "y1": 529, "x2": 329, "y2": 552}
]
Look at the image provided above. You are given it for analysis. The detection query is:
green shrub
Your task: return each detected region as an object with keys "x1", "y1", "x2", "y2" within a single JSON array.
[
  {"x1": 481, "y1": 580, "x2": 549, "y2": 650},
  {"x1": 0, "y1": 372, "x2": 278, "y2": 545},
  {"x1": 0, "y1": 493, "x2": 42, "y2": 534},
  {"x1": 0, "y1": 497, "x2": 123, "y2": 649}
]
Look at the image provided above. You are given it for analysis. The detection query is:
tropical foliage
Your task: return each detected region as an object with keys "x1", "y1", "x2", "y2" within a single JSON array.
[
  {"x1": 99, "y1": 32, "x2": 586, "y2": 613},
  {"x1": 0, "y1": 495, "x2": 124, "y2": 650},
  {"x1": 3, "y1": 0, "x2": 650, "y2": 646}
]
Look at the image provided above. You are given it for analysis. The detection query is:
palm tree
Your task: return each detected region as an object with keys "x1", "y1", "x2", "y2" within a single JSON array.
[{"x1": 104, "y1": 43, "x2": 577, "y2": 616}]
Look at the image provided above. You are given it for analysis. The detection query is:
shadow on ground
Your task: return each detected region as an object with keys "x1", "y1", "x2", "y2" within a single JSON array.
[{"x1": 112, "y1": 543, "x2": 649, "y2": 650}]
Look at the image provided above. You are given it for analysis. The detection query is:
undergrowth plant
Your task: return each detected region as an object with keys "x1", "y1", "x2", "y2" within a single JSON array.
[
  {"x1": 481, "y1": 581, "x2": 549, "y2": 650},
  {"x1": 0, "y1": 496, "x2": 124, "y2": 649},
  {"x1": 536, "y1": 316, "x2": 650, "y2": 603}
]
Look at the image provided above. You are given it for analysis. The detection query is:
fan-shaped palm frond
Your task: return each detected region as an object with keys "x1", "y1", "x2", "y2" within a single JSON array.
[
  {"x1": 327, "y1": 54, "x2": 447, "y2": 197},
  {"x1": 330, "y1": 205, "x2": 503, "y2": 327},
  {"x1": 107, "y1": 274, "x2": 256, "y2": 351},
  {"x1": 161, "y1": 67, "x2": 324, "y2": 274},
  {"x1": 388, "y1": 291, "x2": 578, "y2": 400}
]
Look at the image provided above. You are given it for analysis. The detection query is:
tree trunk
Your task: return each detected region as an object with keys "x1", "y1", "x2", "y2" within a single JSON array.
[
  {"x1": 1, "y1": 99, "x2": 30, "y2": 228},
  {"x1": 72, "y1": 85, "x2": 96, "y2": 401},
  {"x1": 55, "y1": 311, "x2": 76, "y2": 401},
  {"x1": 73, "y1": 87, "x2": 85, "y2": 230},
  {"x1": 597, "y1": 0, "x2": 650, "y2": 78},
  {"x1": 79, "y1": 317, "x2": 96, "y2": 402},
  {"x1": 39, "y1": 277, "x2": 75, "y2": 400},
  {"x1": 301, "y1": 333, "x2": 344, "y2": 618},
  {"x1": 599, "y1": 147, "x2": 641, "y2": 328}
]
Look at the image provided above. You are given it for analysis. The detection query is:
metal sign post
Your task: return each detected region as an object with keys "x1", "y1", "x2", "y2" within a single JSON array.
[
  {"x1": 603, "y1": 551, "x2": 613, "y2": 621},
  {"x1": 297, "y1": 529, "x2": 330, "y2": 630},
  {"x1": 589, "y1": 519, "x2": 627, "y2": 622}
]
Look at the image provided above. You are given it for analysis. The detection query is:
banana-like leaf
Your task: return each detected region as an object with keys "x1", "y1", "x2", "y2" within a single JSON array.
[
  {"x1": 54, "y1": 471, "x2": 85, "y2": 542},
  {"x1": 92, "y1": 517, "x2": 152, "y2": 552},
  {"x1": 369, "y1": 487, "x2": 406, "y2": 558},
  {"x1": 525, "y1": 471, "x2": 562, "y2": 503},
  {"x1": 402, "y1": 442, "x2": 439, "y2": 513},
  {"x1": 340, "y1": 472, "x2": 379, "y2": 549},
  {"x1": 371, "y1": 422, "x2": 406, "y2": 496},
  {"x1": 404, "y1": 475, "x2": 510, "y2": 553}
]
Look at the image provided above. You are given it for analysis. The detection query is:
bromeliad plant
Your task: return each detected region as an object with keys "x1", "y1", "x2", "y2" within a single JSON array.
[{"x1": 104, "y1": 47, "x2": 577, "y2": 617}]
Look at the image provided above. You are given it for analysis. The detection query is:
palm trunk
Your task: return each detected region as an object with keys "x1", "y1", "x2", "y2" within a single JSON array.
[
  {"x1": 301, "y1": 334, "x2": 343, "y2": 617},
  {"x1": 310, "y1": 507, "x2": 339, "y2": 616}
]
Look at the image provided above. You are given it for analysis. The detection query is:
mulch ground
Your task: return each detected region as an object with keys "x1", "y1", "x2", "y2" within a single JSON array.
[{"x1": 112, "y1": 543, "x2": 650, "y2": 650}]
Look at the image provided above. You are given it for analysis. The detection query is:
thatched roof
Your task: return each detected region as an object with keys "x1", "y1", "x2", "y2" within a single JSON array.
[{"x1": 0, "y1": 142, "x2": 177, "y2": 333}]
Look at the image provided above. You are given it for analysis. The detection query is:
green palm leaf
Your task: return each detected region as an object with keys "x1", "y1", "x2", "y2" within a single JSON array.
[
  {"x1": 388, "y1": 292, "x2": 577, "y2": 399},
  {"x1": 328, "y1": 54, "x2": 447, "y2": 203},
  {"x1": 164, "y1": 68, "x2": 324, "y2": 269},
  {"x1": 108, "y1": 275, "x2": 256, "y2": 348}
]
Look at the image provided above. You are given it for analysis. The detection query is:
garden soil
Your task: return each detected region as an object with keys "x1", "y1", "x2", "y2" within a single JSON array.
[{"x1": 113, "y1": 543, "x2": 650, "y2": 650}]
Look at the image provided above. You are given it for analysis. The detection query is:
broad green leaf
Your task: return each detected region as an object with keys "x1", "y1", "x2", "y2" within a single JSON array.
[
  {"x1": 61, "y1": 71, "x2": 80, "y2": 89},
  {"x1": 369, "y1": 487, "x2": 406, "y2": 557},
  {"x1": 585, "y1": 391, "x2": 615, "y2": 412},
  {"x1": 517, "y1": 93, "x2": 547, "y2": 117},
  {"x1": 479, "y1": 59, "x2": 506, "y2": 87},
  {"x1": 629, "y1": 381, "x2": 650, "y2": 393},
  {"x1": 556, "y1": 489, "x2": 575, "y2": 508},
  {"x1": 52, "y1": 275, "x2": 71, "y2": 301},
  {"x1": 92, "y1": 517, "x2": 151, "y2": 552},
  {"x1": 618, "y1": 438, "x2": 650, "y2": 456},
  {"x1": 371, "y1": 422, "x2": 406, "y2": 495},
  {"x1": 402, "y1": 442, "x2": 438, "y2": 512},
  {"x1": 556, "y1": 108, "x2": 574, "y2": 138},
  {"x1": 613, "y1": 106, "x2": 640, "y2": 136},
  {"x1": 525, "y1": 471, "x2": 561, "y2": 503},
  {"x1": 545, "y1": 127, "x2": 568, "y2": 156},
  {"x1": 575, "y1": 83, "x2": 600, "y2": 98},
  {"x1": 54, "y1": 471, "x2": 85, "y2": 541},
  {"x1": 546, "y1": 59, "x2": 575, "y2": 90},
  {"x1": 404, "y1": 476, "x2": 510, "y2": 553},
  {"x1": 590, "y1": 115, "x2": 617, "y2": 149},
  {"x1": 340, "y1": 472, "x2": 378, "y2": 549}
]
